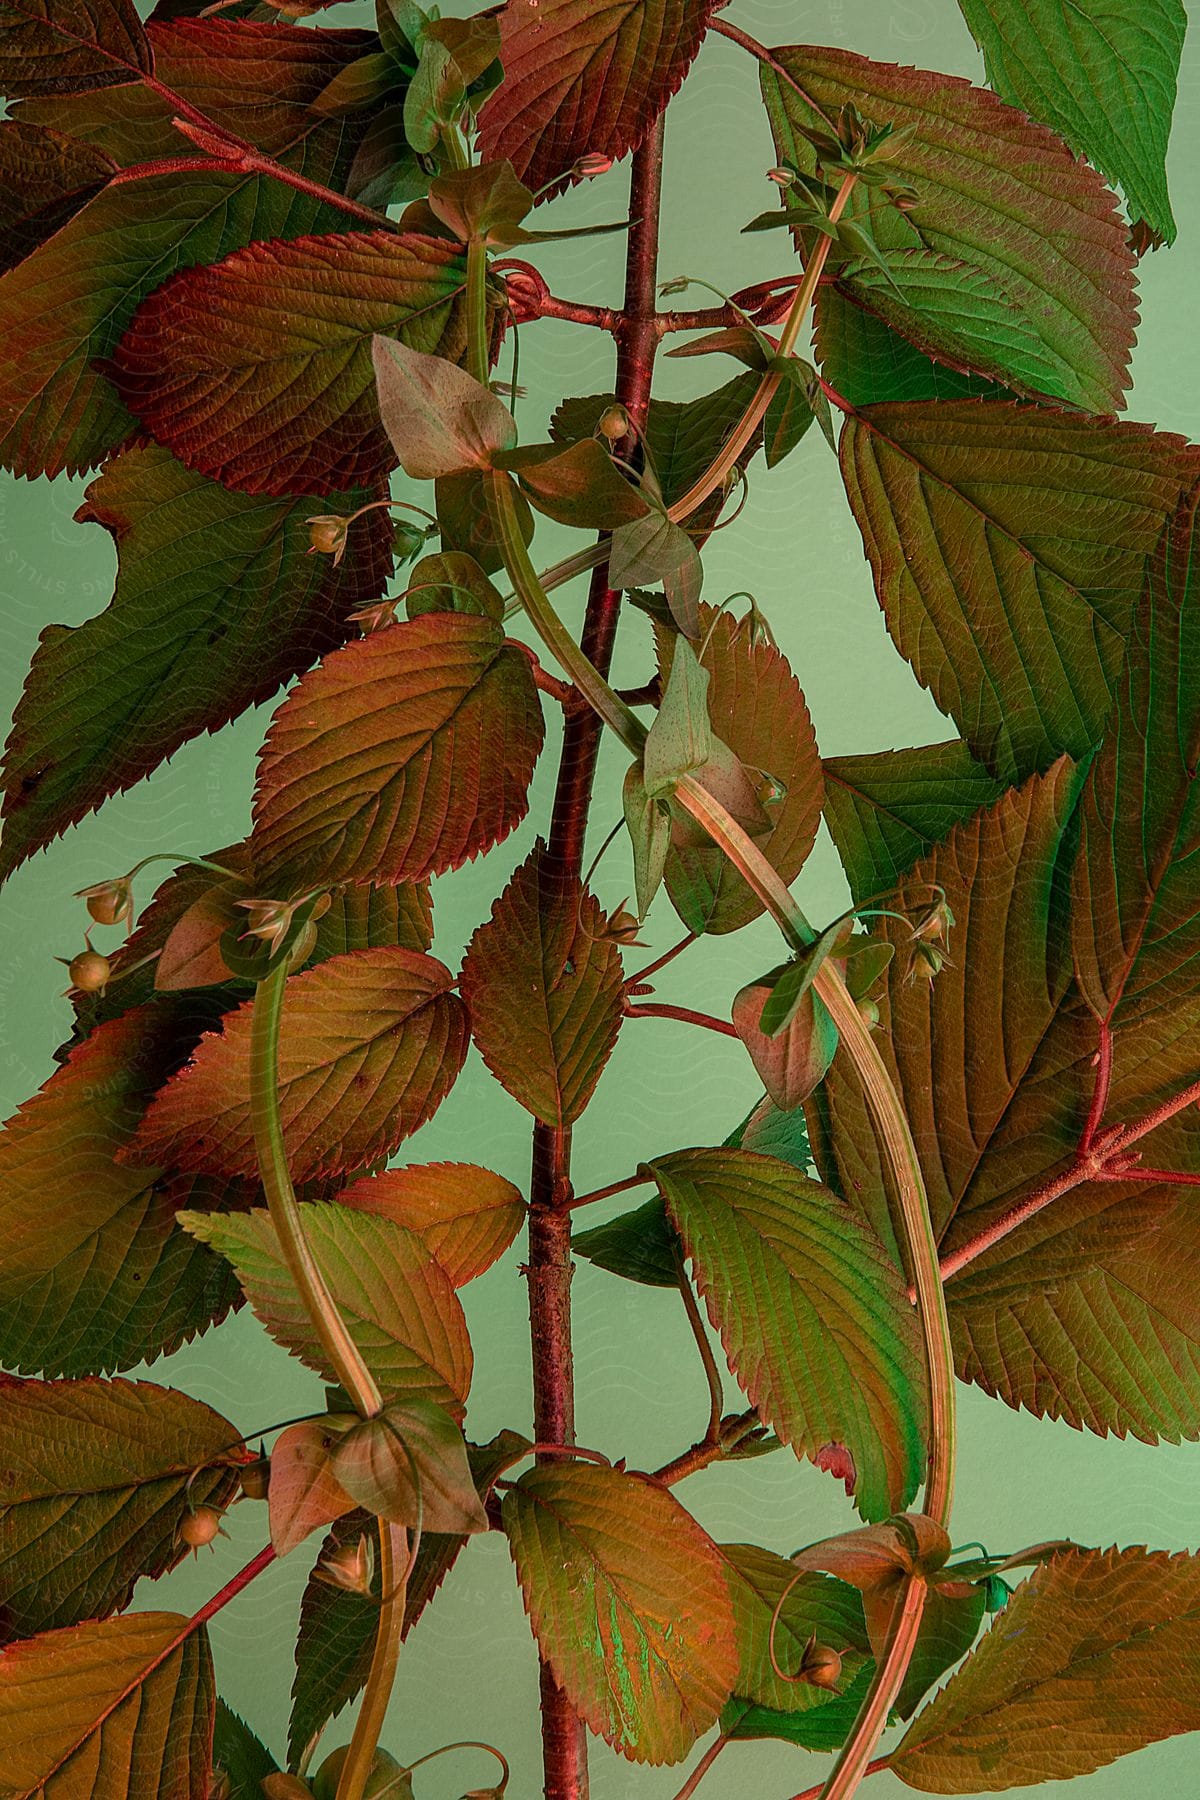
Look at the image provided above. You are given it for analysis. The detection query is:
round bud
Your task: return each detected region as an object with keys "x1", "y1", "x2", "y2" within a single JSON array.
[
  {"x1": 81, "y1": 877, "x2": 134, "y2": 927},
  {"x1": 68, "y1": 949, "x2": 110, "y2": 993},
  {"x1": 239, "y1": 1456, "x2": 270, "y2": 1501},
  {"x1": 312, "y1": 1745, "x2": 405, "y2": 1800},
  {"x1": 803, "y1": 1643, "x2": 843, "y2": 1690},
  {"x1": 307, "y1": 516, "x2": 348, "y2": 558},
  {"x1": 857, "y1": 997, "x2": 881, "y2": 1030},
  {"x1": 207, "y1": 1771, "x2": 233, "y2": 1800},
  {"x1": 598, "y1": 405, "x2": 629, "y2": 443},
  {"x1": 392, "y1": 519, "x2": 426, "y2": 562},
  {"x1": 179, "y1": 1505, "x2": 223, "y2": 1549}
]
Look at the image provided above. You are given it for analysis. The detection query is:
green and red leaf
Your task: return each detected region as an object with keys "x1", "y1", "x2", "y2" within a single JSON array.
[
  {"x1": 338, "y1": 1163, "x2": 525, "y2": 1287},
  {"x1": 0, "y1": 0, "x2": 151, "y2": 100}
]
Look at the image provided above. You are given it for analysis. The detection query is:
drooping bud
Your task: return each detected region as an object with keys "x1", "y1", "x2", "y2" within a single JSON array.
[
  {"x1": 313, "y1": 1532, "x2": 376, "y2": 1597},
  {"x1": 348, "y1": 599, "x2": 398, "y2": 635},
  {"x1": 236, "y1": 897, "x2": 296, "y2": 956},
  {"x1": 67, "y1": 948, "x2": 110, "y2": 993},
  {"x1": 75, "y1": 875, "x2": 134, "y2": 928},
  {"x1": 601, "y1": 903, "x2": 644, "y2": 946},
  {"x1": 574, "y1": 152, "x2": 614, "y2": 179},
  {"x1": 906, "y1": 939, "x2": 948, "y2": 983},
  {"x1": 857, "y1": 997, "x2": 881, "y2": 1029},
  {"x1": 239, "y1": 1448, "x2": 270, "y2": 1501},
  {"x1": 910, "y1": 891, "x2": 955, "y2": 945},
  {"x1": 802, "y1": 1641, "x2": 843, "y2": 1690},
  {"x1": 179, "y1": 1504, "x2": 225, "y2": 1553},
  {"x1": 767, "y1": 166, "x2": 796, "y2": 187},
  {"x1": 392, "y1": 518, "x2": 428, "y2": 562},
  {"x1": 306, "y1": 514, "x2": 350, "y2": 564}
]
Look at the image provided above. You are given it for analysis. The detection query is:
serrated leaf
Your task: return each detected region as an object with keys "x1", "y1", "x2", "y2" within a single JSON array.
[
  {"x1": 111, "y1": 231, "x2": 470, "y2": 497},
  {"x1": 213, "y1": 1702, "x2": 279, "y2": 1798},
  {"x1": 331, "y1": 1399, "x2": 487, "y2": 1533},
  {"x1": 573, "y1": 1195, "x2": 682, "y2": 1289},
  {"x1": 0, "y1": 445, "x2": 393, "y2": 879},
  {"x1": 1072, "y1": 483, "x2": 1200, "y2": 1028},
  {"x1": 502, "y1": 1462, "x2": 737, "y2": 1764},
  {"x1": 0, "y1": 120, "x2": 113, "y2": 273},
  {"x1": 338, "y1": 1163, "x2": 524, "y2": 1287},
  {"x1": 721, "y1": 1660, "x2": 873, "y2": 1747},
  {"x1": 0, "y1": 136, "x2": 363, "y2": 480},
  {"x1": 721, "y1": 1543, "x2": 870, "y2": 1715},
  {"x1": 128, "y1": 947, "x2": 468, "y2": 1181},
  {"x1": 372, "y1": 336, "x2": 515, "y2": 481},
  {"x1": 268, "y1": 1418, "x2": 356, "y2": 1556},
  {"x1": 179, "y1": 1202, "x2": 472, "y2": 1410},
  {"x1": 460, "y1": 845, "x2": 624, "y2": 1131},
  {"x1": 0, "y1": 0, "x2": 150, "y2": 98},
  {"x1": 840, "y1": 401, "x2": 1198, "y2": 781},
  {"x1": 250, "y1": 613, "x2": 544, "y2": 890},
  {"x1": 957, "y1": 0, "x2": 1185, "y2": 245},
  {"x1": 0, "y1": 1008, "x2": 244, "y2": 1378},
  {"x1": 288, "y1": 1432, "x2": 526, "y2": 1765},
  {"x1": 648, "y1": 1148, "x2": 928, "y2": 1519},
  {"x1": 892, "y1": 1547, "x2": 1200, "y2": 1790},
  {"x1": 477, "y1": 0, "x2": 720, "y2": 198},
  {"x1": 823, "y1": 739, "x2": 1008, "y2": 907},
  {"x1": 493, "y1": 438, "x2": 649, "y2": 530},
  {"x1": 0, "y1": 1611, "x2": 214, "y2": 1798},
  {"x1": 0, "y1": 1377, "x2": 243, "y2": 1641},
  {"x1": 657, "y1": 607, "x2": 824, "y2": 933},
  {"x1": 815, "y1": 286, "x2": 1006, "y2": 407},
  {"x1": 760, "y1": 44, "x2": 1137, "y2": 413}
]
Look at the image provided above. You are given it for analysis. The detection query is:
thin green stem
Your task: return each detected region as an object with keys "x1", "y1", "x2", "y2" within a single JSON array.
[
  {"x1": 249, "y1": 964, "x2": 382, "y2": 1420},
  {"x1": 676, "y1": 1258, "x2": 725, "y2": 1444},
  {"x1": 335, "y1": 1521, "x2": 408, "y2": 1800},
  {"x1": 465, "y1": 236, "x2": 490, "y2": 387}
]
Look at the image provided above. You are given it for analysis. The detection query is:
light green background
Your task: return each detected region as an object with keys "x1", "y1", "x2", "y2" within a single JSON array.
[{"x1": 2, "y1": 2, "x2": 1199, "y2": 1794}]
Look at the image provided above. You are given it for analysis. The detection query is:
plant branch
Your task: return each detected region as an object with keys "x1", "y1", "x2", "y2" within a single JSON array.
[
  {"x1": 624, "y1": 1000, "x2": 738, "y2": 1037},
  {"x1": 788, "y1": 1759, "x2": 890, "y2": 1800},
  {"x1": 816, "y1": 1580, "x2": 925, "y2": 1800},
  {"x1": 676, "y1": 1259, "x2": 725, "y2": 1444},
  {"x1": 563, "y1": 1171, "x2": 653, "y2": 1212},
  {"x1": 651, "y1": 1408, "x2": 762, "y2": 1486},
  {"x1": 626, "y1": 932, "x2": 698, "y2": 988},
  {"x1": 670, "y1": 1733, "x2": 730, "y2": 1800}
]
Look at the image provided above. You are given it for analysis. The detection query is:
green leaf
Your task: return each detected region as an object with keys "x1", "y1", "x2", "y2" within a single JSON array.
[
  {"x1": 460, "y1": 846, "x2": 625, "y2": 1131},
  {"x1": 732, "y1": 973, "x2": 839, "y2": 1112},
  {"x1": 760, "y1": 44, "x2": 1137, "y2": 413},
  {"x1": 0, "y1": 445, "x2": 393, "y2": 880},
  {"x1": 958, "y1": 0, "x2": 1185, "y2": 245},
  {"x1": 372, "y1": 336, "x2": 515, "y2": 481},
  {"x1": 823, "y1": 739, "x2": 1008, "y2": 907},
  {"x1": 815, "y1": 286, "x2": 1005, "y2": 406},
  {"x1": 573, "y1": 1195, "x2": 683, "y2": 1289},
  {"x1": 213, "y1": 1702, "x2": 279, "y2": 1798},
  {"x1": 0, "y1": 1376, "x2": 243, "y2": 1641},
  {"x1": 721, "y1": 1661, "x2": 874, "y2": 1747},
  {"x1": 330, "y1": 1399, "x2": 488, "y2": 1533},
  {"x1": 339, "y1": 1162, "x2": 524, "y2": 1288},
  {"x1": 502, "y1": 1461, "x2": 738, "y2": 1764},
  {"x1": 0, "y1": 0, "x2": 150, "y2": 98},
  {"x1": 0, "y1": 140, "x2": 362, "y2": 480},
  {"x1": 178, "y1": 1201, "x2": 473, "y2": 1410},
  {"x1": 721, "y1": 1543, "x2": 870, "y2": 1714},
  {"x1": 610, "y1": 510, "x2": 703, "y2": 638},
  {"x1": 404, "y1": 550, "x2": 503, "y2": 622},
  {"x1": 892, "y1": 1547, "x2": 1200, "y2": 1790},
  {"x1": 250, "y1": 613, "x2": 544, "y2": 890},
  {"x1": 648, "y1": 1148, "x2": 928, "y2": 1519},
  {"x1": 763, "y1": 372, "x2": 815, "y2": 469},
  {"x1": 492, "y1": 438, "x2": 649, "y2": 530},
  {"x1": 840, "y1": 400, "x2": 1198, "y2": 781},
  {"x1": 0, "y1": 1007, "x2": 244, "y2": 1378},
  {"x1": 476, "y1": 0, "x2": 719, "y2": 197},
  {"x1": 0, "y1": 120, "x2": 113, "y2": 274},
  {"x1": 642, "y1": 636, "x2": 713, "y2": 796},
  {"x1": 128, "y1": 948, "x2": 468, "y2": 1182},
  {"x1": 1072, "y1": 484, "x2": 1200, "y2": 1028},
  {"x1": 622, "y1": 763, "x2": 672, "y2": 920},
  {"x1": 0, "y1": 1611, "x2": 214, "y2": 1797},
  {"x1": 288, "y1": 1432, "x2": 527, "y2": 1765},
  {"x1": 109, "y1": 232, "x2": 471, "y2": 497}
]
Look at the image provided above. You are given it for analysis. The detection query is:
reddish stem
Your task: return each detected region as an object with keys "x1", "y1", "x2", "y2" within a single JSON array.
[
  {"x1": 563, "y1": 1172, "x2": 653, "y2": 1213},
  {"x1": 624, "y1": 1001, "x2": 738, "y2": 1038},
  {"x1": 626, "y1": 933, "x2": 697, "y2": 988},
  {"x1": 788, "y1": 1760, "x2": 890, "y2": 1800},
  {"x1": 1079, "y1": 1020, "x2": 1113, "y2": 1150},
  {"x1": 189, "y1": 1542, "x2": 277, "y2": 1630}
]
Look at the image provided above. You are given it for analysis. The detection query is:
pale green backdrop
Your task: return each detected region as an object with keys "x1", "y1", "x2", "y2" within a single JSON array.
[{"x1": 2, "y1": 2, "x2": 1199, "y2": 1795}]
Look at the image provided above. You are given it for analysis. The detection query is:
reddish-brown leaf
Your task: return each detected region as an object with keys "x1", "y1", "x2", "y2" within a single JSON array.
[
  {"x1": 126, "y1": 947, "x2": 468, "y2": 1181},
  {"x1": 339, "y1": 1163, "x2": 525, "y2": 1287},
  {"x1": 111, "y1": 231, "x2": 470, "y2": 496},
  {"x1": 0, "y1": 0, "x2": 151, "y2": 99},
  {"x1": 460, "y1": 845, "x2": 625, "y2": 1130},
  {"x1": 477, "y1": 0, "x2": 720, "y2": 197},
  {"x1": 0, "y1": 120, "x2": 114, "y2": 273},
  {"x1": 657, "y1": 607, "x2": 824, "y2": 933},
  {"x1": 250, "y1": 613, "x2": 544, "y2": 890},
  {"x1": 268, "y1": 1419, "x2": 355, "y2": 1556}
]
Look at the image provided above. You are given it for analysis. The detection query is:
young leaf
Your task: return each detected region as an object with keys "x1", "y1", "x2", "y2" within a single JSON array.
[
  {"x1": 179, "y1": 1202, "x2": 473, "y2": 1411},
  {"x1": 609, "y1": 511, "x2": 703, "y2": 637},
  {"x1": 721, "y1": 1661, "x2": 874, "y2": 1748},
  {"x1": 404, "y1": 549, "x2": 504, "y2": 622},
  {"x1": 502, "y1": 1462, "x2": 738, "y2": 1764},
  {"x1": 110, "y1": 231, "x2": 471, "y2": 497},
  {"x1": 623, "y1": 763, "x2": 672, "y2": 919},
  {"x1": 573, "y1": 1195, "x2": 683, "y2": 1289},
  {"x1": 0, "y1": 120, "x2": 114, "y2": 273},
  {"x1": 330, "y1": 1399, "x2": 488, "y2": 1533},
  {"x1": 732, "y1": 974, "x2": 839, "y2": 1113},
  {"x1": 1072, "y1": 483, "x2": 1200, "y2": 1029},
  {"x1": 372, "y1": 335, "x2": 516, "y2": 480},
  {"x1": 891, "y1": 1547, "x2": 1200, "y2": 1790},
  {"x1": 957, "y1": 0, "x2": 1186, "y2": 246},
  {"x1": 721, "y1": 1543, "x2": 870, "y2": 1715},
  {"x1": 823, "y1": 739, "x2": 1007, "y2": 907},
  {"x1": 648, "y1": 1148, "x2": 928, "y2": 1519},
  {"x1": 250, "y1": 613, "x2": 544, "y2": 890},
  {"x1": 840, "y1": 401, "x2": 1197, "y2": 780},
  {"x1": 657, "y1": 608, "x2": 824, "y2": 933},
  {"x1": 0, "y1": 1611, "x2": 214, "y2": 1797},
  {"x1": 760, "y1": 44, "x2": 1138, "y2": 413},
  {"x1": 0, "y1": 444, "x2": 393, "y2": 880},
  {"x1": 477, "y1": 0, "x2": 721, "y2": 198},
  {"x1": 128, "y1": 947, "x2": 469, "y2": 1181},
  {"x1": 460, "y1": 846, "x2": 625, "y2": 1131},
  {"x1": 0, "y1": 1376, "x2": 244, "y2": 1640},
  {"x1": 338, "y1": 1163, "x2": 525, "y2": 1288},
  {"x1": 0, "y1": 0, "x2": 151, "y2": 98},
  {"x1": 268, "y1": 1418, "x2": 356, "y2": 1556},
  {"x1": 0, "y1": 1008, "x2": 244, "y2": 1378},
  {"x1": 493, "y1": 438, "x2": 650, "y2": 530},
  {"x1": 642, "y1": 636, "x2": 713, "y2": 795}
]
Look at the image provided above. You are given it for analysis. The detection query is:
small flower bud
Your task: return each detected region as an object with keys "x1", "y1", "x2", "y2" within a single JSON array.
[
  {"x1": 207, "y1": 1770, "x2": 233, "y2": 1800},
  {"x1": 348, "y1": 600, "x2": 398, "y2": 635},
  {"x1": 910, "y1": 892, "x2": 955, "y2": 944},
  {"x1": 597, "y1": 404, "x2": 629, "y2": 443},
  {"x1": 179, "y1": 1504, "x2": 225, "y2": 1553},
  {"x1": 75, "y1": 876, "x2": 134, "y2": 928},
  {"x1": 755, "y1": 770, "x2": 788, "y2": 807},
  {"x1": 906, "y1": 940, "x2": 948, "y2": 983},
  {"x1": 601, "y1": 904, "x2": 643, "y2": 946},
  {"x1": 239, "y1": 1450, "x2": 270, "y2": 1501},
  {"x1": 307, "y1": 514, "x2": 350, "y2": 564},
  {"x1": 236, "y1": 897, "x2": 295, "y2": 955},
  {"x1": 574, "y1": 152, "x2": 614, "y2": 179},
  {"x1": 658, "y1": 275, "x2": 691, "y2": 296},
  {"x1": 857, "y1": 997, "x2": 881, "y2": 1029},
  {"x1": 767, "y1": 166, "x2": 796, "y2": 187},
  {"x1": 802, "y1": 1642, "x2": 843, "y2": 1690},
  {"x1": 68, "y1": 949, "x2": 110, "y2": 993},
  {"x1": 392, "y1": 519, "x2": 427, "y2": 562},
  {"x1": 314, "y1": 1533, "x2": 375, "y2": 1596}
]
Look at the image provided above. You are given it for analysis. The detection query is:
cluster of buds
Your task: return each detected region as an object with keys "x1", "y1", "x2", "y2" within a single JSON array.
[
  {"x1": 237, "y1": 889, "x2": 331, "y2": 963},
  {"x1": 904, "y1": 890, "x2": 956, "y2": 983}
]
